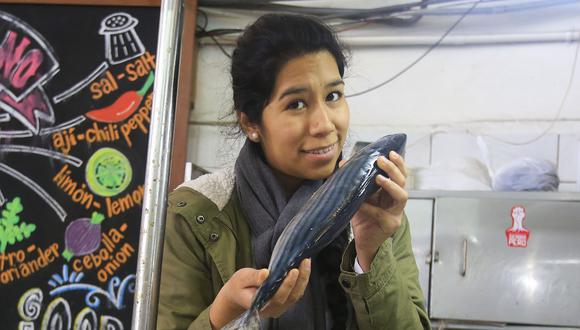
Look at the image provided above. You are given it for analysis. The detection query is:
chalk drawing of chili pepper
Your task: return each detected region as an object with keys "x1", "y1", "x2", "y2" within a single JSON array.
[
  {"x1": 62, "y1": 211, "x2": 105, "y2": 261},
  {"x1": 85, "y1": 72, "x2": 154, "y2": 123}
]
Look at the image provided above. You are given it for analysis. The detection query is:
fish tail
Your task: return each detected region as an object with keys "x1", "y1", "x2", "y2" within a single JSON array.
[{"x1": 221, "y1": 308, "x2": 261, "y2": 330}]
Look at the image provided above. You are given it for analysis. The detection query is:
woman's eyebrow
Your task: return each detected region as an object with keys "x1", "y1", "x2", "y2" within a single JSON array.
[
  {"x1": 278, "y1": 86, "x2": 308, "y2": 100},
  {"x1": 278, "y1": 79, "x2": 344, "y2": 101},
  {"x1": 326, "y1": 79, "x2": 344, "y2": 88}
]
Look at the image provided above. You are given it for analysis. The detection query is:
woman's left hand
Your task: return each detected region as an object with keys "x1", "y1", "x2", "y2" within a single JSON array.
[{"x1": 350, "y1": 150, "x2": 408, "y2": 272}]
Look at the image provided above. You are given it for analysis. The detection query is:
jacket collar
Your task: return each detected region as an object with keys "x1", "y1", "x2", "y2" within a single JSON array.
[{"x1": 178, "y1": 167, "x2": 235, "y2": 211}]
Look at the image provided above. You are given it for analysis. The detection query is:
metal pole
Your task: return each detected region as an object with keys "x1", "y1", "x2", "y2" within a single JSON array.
[{"x1": 132, "y1": 0, "x2": 184, "y2": 329}]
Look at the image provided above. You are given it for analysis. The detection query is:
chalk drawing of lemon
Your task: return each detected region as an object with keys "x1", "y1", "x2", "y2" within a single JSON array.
[{"x1": 86, "y1": 148, "x2": 132, "y2": 197}]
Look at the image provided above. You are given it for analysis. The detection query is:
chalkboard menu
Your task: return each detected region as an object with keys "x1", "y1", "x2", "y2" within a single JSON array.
[{"x1": 0, "y1": 4, "x2": 159, "y2": 329}]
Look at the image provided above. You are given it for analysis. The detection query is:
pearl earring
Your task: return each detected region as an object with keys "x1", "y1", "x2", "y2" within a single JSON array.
[{"x1": 250, "y1": 132, "x2": 259, "y2": 141}]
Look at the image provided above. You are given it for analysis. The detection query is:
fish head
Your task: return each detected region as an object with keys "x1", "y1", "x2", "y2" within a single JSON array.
[
  {"x1": 373, "y1": 133, "x2": 407, "y2": 158},
  {"x1": 364, "y1": 133, "x2": 406, "y2": 178},
  {"x1": 352, "y1": 133, "x2": 407, "y2": 162},
  {"x1": 340, "y1": 133, "x2": 407, "y2": 183}
]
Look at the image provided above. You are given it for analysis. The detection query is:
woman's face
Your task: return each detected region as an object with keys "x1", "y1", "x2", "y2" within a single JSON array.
[{"x1": 256, "y1": 50, "x2": 349, "y2": 191}]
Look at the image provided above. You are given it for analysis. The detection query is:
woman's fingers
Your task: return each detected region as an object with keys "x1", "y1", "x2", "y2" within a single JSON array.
[
  {"x1": 287, "y1": 259, "x2": 311, "y2": 303},
  {"x1": 261, "y1": 259, "x2": 311, "y2": 318},
  {"x1": 376, "y1": 174, "x2": 408, "y2": 208},
  {"x1": 376, "y1": 154, "x2": 406, "y2": 189},
  {"x1": 213, "y1": 262, "x2": 310, "y2": 327},
  {"x1": 256, "y1": 268, "x2": 269, "y2": 286},
  {"x1": 358, "y1": 202, "x2": 401, "y2": 234},
  {"x1": 231, "y1": 268, "x2": 268, "y2": 309},
  {"x1": 271, "y1": 268, "x2": 299, "y2": 305},
  {"x1": 389, "y1": 151, "x2": 408, "y2": 178}
]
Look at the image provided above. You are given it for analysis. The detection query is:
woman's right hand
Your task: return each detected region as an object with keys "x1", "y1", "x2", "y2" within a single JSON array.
[{"x1": 209, "y1": 258, "x2": 311, "y2": 329}]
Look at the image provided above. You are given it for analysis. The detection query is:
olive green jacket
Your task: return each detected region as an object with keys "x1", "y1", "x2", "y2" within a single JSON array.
[{"x1": 157, "y1": 168, "x2": 430, "y2": 330}]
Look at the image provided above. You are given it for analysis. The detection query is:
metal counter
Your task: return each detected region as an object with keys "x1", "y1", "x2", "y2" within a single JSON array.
[{"x1": 406, "y1": 191, "x2": 580, "y2": 329}]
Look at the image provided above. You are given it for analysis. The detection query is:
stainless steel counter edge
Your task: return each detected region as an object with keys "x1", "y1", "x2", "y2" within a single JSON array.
[{"x1": 408, "y1": 190, "x2": 580, "y2": 201}]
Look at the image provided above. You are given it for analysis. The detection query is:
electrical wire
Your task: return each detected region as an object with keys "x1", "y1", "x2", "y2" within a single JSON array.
[
  {"x1": 374, "y1": 0, "x2": 494, "y2": 19},
  {"x1": 197, "y1": 9, "x2": 233, "y2": 58},
  {"x1": 346, "y1": 0, "x2": 481, "y2": 98},
  {"x1": 327, "y1": 0, "x2": 467, "y2": 30},
  {"x1": 195, "y1": 0, "x2": 486, "y2": 54},
  {"x1": 196, "y1": 0, "x2": 430, "y2": 54},
  {"x1": 196, "y1": 0, "x2": 433, "y2": 56},
  {"x1": 483, "y1": 35, "x2": 580, "y2": 146},
  {"x1": 198, "y1": 0, "x2": 578, "y2": 22},
  {"x1": 333, "y1": 20, "x2": 371, "y2": 33},
  {"x1": 198, "y1": 8, "x2": 209, "y2": 30},
  {"x1": 415, "y1": 0, "x2": 580, "y2": 15},
  {"x1": 199, "y1": 0, "x2": 458, "y2": 20},
  {"x1": 196, "y1": 0, "x2": 570, "y2": 41},
  {"x1": 320, "y1": 0, "x2": 428, "y2": 20},
  {"x1": 201, "y1": 2, "x2": 356, "y2": 15},
  {"x1": 197, "y1": 28, "x2": 243, "y2": 37},
  {"x1": 325, "y1": 0, "x2": 484, "y2": 30},
  {"x1": 198, "y1": 0, "x2": 575, "y2": 31},
  {"x1": 209, "y1": 34, "x2": 233, "y2": 58}
]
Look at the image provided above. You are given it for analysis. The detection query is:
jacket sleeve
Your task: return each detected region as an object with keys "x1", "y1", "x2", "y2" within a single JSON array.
[
  {"x1": 339, "y1": 214, "x2": 431, "y2": 330},
  {"x1": 157, "y1": 209, "x2": 214, "y2": 330}
]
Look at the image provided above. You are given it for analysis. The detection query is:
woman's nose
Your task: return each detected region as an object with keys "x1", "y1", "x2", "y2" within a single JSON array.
[{"x1": 308, "y1": 103, "x2": 334, "y2": 136}]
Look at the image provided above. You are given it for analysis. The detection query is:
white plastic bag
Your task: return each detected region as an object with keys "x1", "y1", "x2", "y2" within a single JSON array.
[
  {"x1": 413, "y1": 157, "x2": 492, "y2": 191},
  {"x1": 492, "y1": 157, "x2": 559, "y2": 191}
]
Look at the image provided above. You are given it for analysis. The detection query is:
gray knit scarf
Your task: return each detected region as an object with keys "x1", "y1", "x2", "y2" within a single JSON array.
[{"x1": 235, "y1": 139, "x2": 349, "y2": 330}]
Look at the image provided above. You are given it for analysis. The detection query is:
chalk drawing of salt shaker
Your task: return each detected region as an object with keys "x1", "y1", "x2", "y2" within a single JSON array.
[{"x1": 99, "y1": 12, "x2": 145, "y2": 64}]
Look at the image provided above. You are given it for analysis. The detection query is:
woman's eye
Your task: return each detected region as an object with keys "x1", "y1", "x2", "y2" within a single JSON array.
[
  {"x1": 326, "y1": 91, "x2": 342, "y2": 102},
  {"x1": 287, "y1": 100, "x2": 306, "y2": 110}
]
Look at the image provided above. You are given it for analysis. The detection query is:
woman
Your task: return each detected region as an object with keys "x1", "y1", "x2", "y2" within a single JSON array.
[{"x1": 157, "y1": 13, "x2": 430, "y2": 330}]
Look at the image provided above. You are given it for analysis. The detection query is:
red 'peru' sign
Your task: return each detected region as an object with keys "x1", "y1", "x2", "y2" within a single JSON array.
[{"x1": 505, "y1": 205, "x2": 530, "y2": 248}]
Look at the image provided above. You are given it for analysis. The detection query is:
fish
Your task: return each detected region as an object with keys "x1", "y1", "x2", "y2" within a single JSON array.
[{"x1": 223, "y1": 133, "x2": 407, "y2": 329}]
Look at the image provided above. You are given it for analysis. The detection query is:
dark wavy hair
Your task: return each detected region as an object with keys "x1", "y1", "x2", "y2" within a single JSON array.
[{"x1": 231, "y1": 13, "x2": 348, "y2": 125}]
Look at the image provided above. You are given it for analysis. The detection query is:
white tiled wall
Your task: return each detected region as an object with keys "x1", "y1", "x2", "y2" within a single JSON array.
[
  {"x1": 558, "y1": 135, "x2": 580, "y2": 182},
  {"x1": 186, "y1": 124, "x2": 243, "y2": 172},
  {"x1": 430, "y1": 133, "x2": 483, "y2": 165},
  {"x1": 558, "y1": 135, "x2": 580, "y2": 192}
]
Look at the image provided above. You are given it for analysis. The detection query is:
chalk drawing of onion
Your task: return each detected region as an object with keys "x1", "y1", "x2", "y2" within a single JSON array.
[{"x1": 62, "y1": 212, "x2": 105, "y2": 261}]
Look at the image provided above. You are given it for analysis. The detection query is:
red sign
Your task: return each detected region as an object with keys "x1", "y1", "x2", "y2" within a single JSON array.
[{"x1": 505, "y1": 205, "x2": 530, "y2": 248}]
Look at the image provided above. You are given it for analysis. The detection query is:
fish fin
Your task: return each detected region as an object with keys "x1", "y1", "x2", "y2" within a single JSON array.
[{"x1": 221, "y1": 308, "x2": 261, "y2": 330}]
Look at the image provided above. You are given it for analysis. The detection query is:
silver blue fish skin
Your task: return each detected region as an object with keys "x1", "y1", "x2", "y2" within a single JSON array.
[
  {"x1": 253, "y1": 133, "x2": 406, "y2": 310},
  {"x1": 223, "y1": 133, "x2": 406, "y2": 329}
]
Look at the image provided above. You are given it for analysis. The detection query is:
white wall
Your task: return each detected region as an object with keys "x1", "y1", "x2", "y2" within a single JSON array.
[{"x1": 186, "y1": 1, "x2": 580, "y2": 191}]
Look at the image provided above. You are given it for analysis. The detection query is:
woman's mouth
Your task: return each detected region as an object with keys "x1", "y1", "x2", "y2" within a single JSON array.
[
  {"x1": 307, "y1": 144, "x2": 334, "y2": 154},
  {"x1": 302, "y1": 142, "x2": 338, "y2": 161}
]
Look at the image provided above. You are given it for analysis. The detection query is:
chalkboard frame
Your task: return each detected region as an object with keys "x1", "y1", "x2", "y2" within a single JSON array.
[{"x1": 0, "y1": 0, "x2": 198, "y2": 191}]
